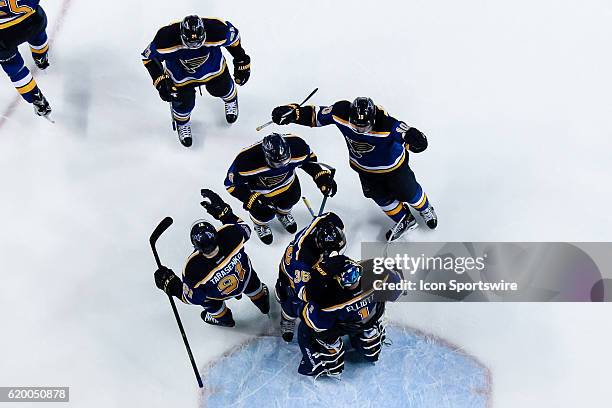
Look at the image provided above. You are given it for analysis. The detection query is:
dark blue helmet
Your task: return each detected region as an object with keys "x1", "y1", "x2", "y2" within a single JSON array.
[
  {"x1": 181, "y1": 15, "x2": 206, "y2": 49},
  {"x1": 349, "y1": 97, "x2": 377, "y2": 133},
  {"x1": 262, "y1": 133, "x2": 291, "y2": 168},
  {"x1": 190, "y1": 221, "x2": 218, "y2": 254},
  {"x1": 314, "y1": 219, "x2": 346, "y2": 255}
]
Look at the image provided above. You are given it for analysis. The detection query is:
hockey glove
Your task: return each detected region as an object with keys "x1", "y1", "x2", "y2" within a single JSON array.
[
  {"x1": 154, "y1": 74, "x2": 177, "y2": 102},
  {"x1": 314, "y1": 171, "x2": 337, "y2": 197},
  {"x1": 200, "y1": 189, "x2": 232, "y2": 221},
  {"x1": 401, "y1": 124, "x2": 428, "y2": 153},
  {"x1": 244, "y1": 192, "x2": 274, "y2": 213},
  {"x1": 154, "y1": 266, "x2": 182, "y2": 297},
  {"x1": 233, "y1": 54, "x2": 251, "y2": 86},
  {"x1": 272, "y1": 104, "x2": 300, "y2": 125}
]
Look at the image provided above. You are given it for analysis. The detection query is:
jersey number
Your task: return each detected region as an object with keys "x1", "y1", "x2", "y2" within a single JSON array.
[
  {"x1": 293, "y1": 270, "x2": 311, "y2": 284},
  {"x1": 216, "y1": 261, "x2": 247, "y2": 296},
  {"x1": 0, "y1": 0, "x2": 32, "y2": 15},
  {"x1": 358, "y1": 307, "x2": 369, "y2": 320}
]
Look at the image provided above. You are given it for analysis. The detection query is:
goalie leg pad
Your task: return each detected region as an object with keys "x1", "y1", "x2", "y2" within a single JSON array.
[
  {"x1": 297, "y1": 323, "x2": 345, "y2": 377},
  {"x1": 350, "y1": 320, "x2": 386, "y2": 362}
]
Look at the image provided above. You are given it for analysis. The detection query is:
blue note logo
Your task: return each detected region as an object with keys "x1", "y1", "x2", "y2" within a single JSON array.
[
  {"x1": 345, "y1": 137, "x2": 375, "y2": 158},
  {"x1": 180, "y1": 55, "x2": 209, "y2": 74}
]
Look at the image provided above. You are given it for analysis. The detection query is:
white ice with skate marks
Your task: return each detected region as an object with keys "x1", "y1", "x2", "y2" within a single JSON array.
[
  {"x1": 201, "y1": 325, "x2": 489, "y2": 408},
  {"x1": 2, "y1": 1, "x2": 612, "y2": 408}
]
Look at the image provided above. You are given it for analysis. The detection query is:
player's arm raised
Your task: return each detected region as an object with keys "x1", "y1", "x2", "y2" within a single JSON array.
[
  {"x1": 200, "y1": 188, "x2": 251, "y2": 240},
  {"x1": 271, "y1": 102, "x2": 343, "y2": 128}
]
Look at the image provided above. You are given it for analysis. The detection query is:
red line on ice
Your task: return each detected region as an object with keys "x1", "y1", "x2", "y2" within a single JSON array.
[{"x1": 0, "y1": 0, "x2": 74, "y2": 130}]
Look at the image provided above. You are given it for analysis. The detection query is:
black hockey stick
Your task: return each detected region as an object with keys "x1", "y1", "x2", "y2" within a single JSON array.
[
  {"x1": 317, "y1": 167, "x2": 336, "y2": 216},
  {"x1": 301, "y1": 162, "x2": 336, "y2": 218},
  {"x1": 149, "y1": 217, "x2": 204, "y2": 389},
  {"x1": 256, "y1": 87, "x2": 319, "y2": 131}
]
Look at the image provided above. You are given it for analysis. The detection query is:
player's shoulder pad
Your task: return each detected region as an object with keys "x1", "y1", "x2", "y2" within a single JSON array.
[
  {"x1": 182, "y1": 251, "x2": 208, "y2": 286},
  {"x1": 234, "y1": 142, "x2": 267, "y2": 175},
  {"x1": 152, "y1": 23, "x2": 182, "y2": 52},
  {"x1": 284, "y1": 135, "x2": 311, "y2": 159},
  {"x1": 330, "y1": 100, "x2": 351, "y2": 120},
  {"x1": 374, "y1": 105, "x2": 398, "y2": 131},
  {"x1": 202, "y1": 17, "x2": 233, "y2": 45},
  {"x1": 217, "y1": 223, "x2": 247, "y2": 246}
]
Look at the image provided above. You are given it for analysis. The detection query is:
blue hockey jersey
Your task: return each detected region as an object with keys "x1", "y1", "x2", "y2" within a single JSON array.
[
  {"x1": 295, "y1": 101, "x2": 409, "y2": 174},
  {"x1": 279, "y1": 212, "x2": 345, "y2": 300},
  {"x1": 142, "y1": 17, "x2": 243, "y2": 87},
  {"x1": 179, "y1": 220, "x2": 254, "y2": 305},
  {"x1": 301, "y1": 265, "x2": 402, "y2": 333},
  {"x1": 225, "y1": 135, "x2": 324, "y2": 202}
]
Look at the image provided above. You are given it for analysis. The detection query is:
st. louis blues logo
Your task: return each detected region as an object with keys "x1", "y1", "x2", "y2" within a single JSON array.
[
  {"x1": 345, "y1": 137, "x2": 375, "y2": 158},
  {"x1": 259, "y1": 172, "x2": 288, "y2": 187},
  {"x1": 179, "y1": 54, "x2": 209, "y2": 74}
]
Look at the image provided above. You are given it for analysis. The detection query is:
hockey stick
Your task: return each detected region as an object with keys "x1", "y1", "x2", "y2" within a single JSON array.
[
  {"x1": 149, "y1": 217, "x2": 203, "y2": 389},
  {"x1": 301, "y1": 162, "x2": 336, "y2": 219},
  {"x1": 317, "y1": 166, "x2": 336, "y2": 216},
  {"x1": 302, "y1": 196, "x2": 316, "y2": 218},
  {"x1": 256, "y1": 87, "x2": 319, "y2": 131}
]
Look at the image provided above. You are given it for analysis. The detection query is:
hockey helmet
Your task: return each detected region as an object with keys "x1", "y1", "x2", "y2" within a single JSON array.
[
  {"x1": 314, "y1": 219, "x2": 346, "y2": 255},
  {"x1": 262, "y1": 133, "x2": 291, "y2": 168},
  {"x1": 321, "y1": 255, "x2": 363, "y2": 288},
  {"x1": 349, "y1": 97, "x2": 377, "y2": 133},
  {"x1": 181, "y1": 15, "x2": 206, "y2": 49},
  {"x1": 190, "y1": 220, "x2": 218, "y2": 255}
]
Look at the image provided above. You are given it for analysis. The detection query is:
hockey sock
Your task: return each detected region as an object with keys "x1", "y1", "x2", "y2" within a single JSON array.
[
  {"x1": 221, "y1": 81, "x2": 237, "y2": 102},
  {"x1": 29, "y1": 31, "x2": 49, "y2": 58},
  {"x1": 408, "y1": 184, "x2": 430, "y2": 212},
  {"x1": 1, "y1": 53, "x2": 40, "y2": 103},
  {"x1": 375, "y1": 198, "x2": 409, "y2": 223}
]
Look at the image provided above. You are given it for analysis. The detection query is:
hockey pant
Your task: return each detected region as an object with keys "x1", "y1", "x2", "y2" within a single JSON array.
[
  {"x1": 200, "y1": 269, "x2": 266, "y2": 324},
  {"x1": 358, "y1": 159, "x2": 431, "y2": 223},
  {"x1": 171, "y1": 67, "x2": 236, "y2": 124},
  {"x1": 275, "y1": 272, "x2": 302, "y2": 321},
  {"x1": 249, "y1": 178, "x2": 301, "y2": 225}
]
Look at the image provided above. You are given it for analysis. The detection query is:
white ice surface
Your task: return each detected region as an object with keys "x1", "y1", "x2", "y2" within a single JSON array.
[{"x1": 1, "y1": 1, "x2": 612, "y2": 407}]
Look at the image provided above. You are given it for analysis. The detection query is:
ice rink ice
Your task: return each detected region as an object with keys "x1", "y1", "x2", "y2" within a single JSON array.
[
  {"x1": 204, "y1": 325, "x2": 489, "y2": 408},
  {"x1": 1, "y1": 1, "x2": 612, "y2": 407}
]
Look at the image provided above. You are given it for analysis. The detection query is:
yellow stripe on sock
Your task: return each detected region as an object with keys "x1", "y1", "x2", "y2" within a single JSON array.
[
  {"x1": 16, "y1": 78, "x2": 37, "y2": 94},
  {"x1": 30, "y1": 44, "x2": 49, "y2": 54}
]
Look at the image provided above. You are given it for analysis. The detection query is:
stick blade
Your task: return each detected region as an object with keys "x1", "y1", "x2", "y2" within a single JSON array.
[{"x1": 150, "y1": 216, "x2": 173, "y2": 245}]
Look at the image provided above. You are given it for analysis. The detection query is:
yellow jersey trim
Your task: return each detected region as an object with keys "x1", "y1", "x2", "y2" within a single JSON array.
[{"x1": 192, "y1": 238, "x2": 245, "y2": 288}]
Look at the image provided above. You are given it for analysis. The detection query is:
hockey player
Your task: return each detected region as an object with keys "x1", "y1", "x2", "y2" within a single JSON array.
[
  {"x1": 292, "y1": 255, "x2": 402, "y2": 377},
  {"x1": 154, "y1": 189, "x2": 270, "y2": 327},
  {"x1": 0, "y1": 0, "x2": 51, "y2": 117},
  {"x1": 271, "y1": 97, "x2": 437, "y2": 240},
  {"x1": 275, "y1": 212, "x2": 346, "y2": 342},
  {"x1": 224, "y1": 133, "x2": 337, "y2": 245},
  {"x1": 142, "y1": 15, "x2": 251, "y2": 147}
]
